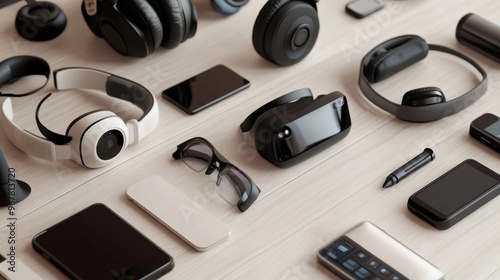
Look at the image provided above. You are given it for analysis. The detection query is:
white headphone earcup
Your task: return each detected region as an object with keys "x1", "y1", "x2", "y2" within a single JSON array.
[{"x1": 66, "y1": 110, "x2": 129, "y2": 168}]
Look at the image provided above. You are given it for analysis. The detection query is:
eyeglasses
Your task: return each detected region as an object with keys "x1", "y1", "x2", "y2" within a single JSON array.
[{"x1": 173, "y1": 137, "x2": 261, "y2": 212}]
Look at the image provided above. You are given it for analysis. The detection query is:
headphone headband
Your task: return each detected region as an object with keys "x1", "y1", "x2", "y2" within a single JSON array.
[
  {"x1": 359, "y1": 35, "x2": 488, "y2": 122},
  {"x1": 53, "y1": 68, "x2": 155, "y2": 121},
  {"x1": 0, "y1": 56, "x2": 50, "y2": 97}
]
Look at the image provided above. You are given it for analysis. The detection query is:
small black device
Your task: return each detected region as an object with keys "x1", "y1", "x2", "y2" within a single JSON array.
[
  {"x1": 317, "y1": 221, "x2": 445, "y2": 280},
  {"x1": 0, "y1": 148, "x2": 31, "y2": 206},
  {"x1": 456, "y1": 13, "x2": 500, "y2": 63},
  {"x1": 32, "y1": 203, "x2": 174, "y2": 279},
  {"x1": 408, "y1": 159, "x2": 500, "y2": 230},
  {"x1": 240, "y1": 88, "x2": 351, "y2": 168},
  {"x1": 345, "y1": 0, "x2": 384, "y2": 19},
  {"x1": 15, "y1": 0, "x2": 66, "y2": 41},
  {"x1": 470, "y1": 113, "x2": 500, "y2": 153},
  {"x1": 252, "y1": 0, "x2": 319, "y2": 66},
  {"x1": 162, "y1": 65, "x2": 250, "y2": 115}
]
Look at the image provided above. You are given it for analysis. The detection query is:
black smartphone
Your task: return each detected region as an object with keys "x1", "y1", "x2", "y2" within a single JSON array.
[
  {"x1": 32, "y1": 203, "x2": 174, "y2": 279},
  {"x1": 345, "y1": 0, "x2": 385, "y2": 19},
  {"x1": 470, "y1": 113, "x2": 500, "y2": 153},
  {"x1": 408, "y1": 159, "x2": 500, "y2": 230},
  {"x1": 162, "y1": 64, "x2": 250, "y2": 114}
]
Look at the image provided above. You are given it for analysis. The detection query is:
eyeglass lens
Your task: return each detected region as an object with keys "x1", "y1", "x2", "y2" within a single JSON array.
[
  {"x1": 180, "y1": 141, "x2": 213, "y2": 172},
  {"x1": 180, "y1": 140, "x2": 252, "y2": 206},
  {"x1": 217, "y1": 167, "x2": 251, "y2": 205}
]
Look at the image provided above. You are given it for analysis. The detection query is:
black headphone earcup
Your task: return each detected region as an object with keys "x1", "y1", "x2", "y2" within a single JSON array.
[
  {"x1": 253, "y1": 0, "x2": 288, "y2": 62},
  {"x1": 130, "y1": 0, "x2": 163, "y2": 50},
  {"x1": 81, "y1": 0, "x2": 156, "y2": 57},
  {"x1": 150, "y1": 0, "x2": 197, "y2": 49},
  {"x1": 364, "y1": 36, "x2": 429, "y2": 83},
  {"x1": 211, "y1": 0, "x2": 248, "y2": 16},
  {"x1": 402, "y1": 87, "x2": 446, "y2": 106},
  {"x1": 252, "y1": 0, "x2": 319, "y2": 66},
  {"x1": 15, "y1": 1, "x2": 66, "y2": 41}
]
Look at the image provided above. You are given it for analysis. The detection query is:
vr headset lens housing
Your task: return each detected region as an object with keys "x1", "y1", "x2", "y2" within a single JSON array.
[{"x1": 173, "y1": 137, "x2": 260, "y2": 212}]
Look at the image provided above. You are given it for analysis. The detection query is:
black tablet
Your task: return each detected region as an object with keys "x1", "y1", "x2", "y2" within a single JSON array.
[{"x1": 32, "y1": 203, "x2": 174, "y2": 279}]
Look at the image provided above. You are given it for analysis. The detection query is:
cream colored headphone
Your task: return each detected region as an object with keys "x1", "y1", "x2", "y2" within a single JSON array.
[{"x1": 0, "y1": 67, "x2": 159, "y2": 168}]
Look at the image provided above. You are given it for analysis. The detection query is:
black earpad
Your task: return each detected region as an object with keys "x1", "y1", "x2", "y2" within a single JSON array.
[
  {"x1": 253, "y1": 0, "x2": 319, "y2": 66},
  {"x1": 211, "y1": 0, "x2": 248, "y2": 16},
  {"x1": 253, "y1": 0, "x2": 290, "y2": 62},
  {"x1": 148, "y1": 0, "x2": 183, "y2": 49},
  {"x1": 130, "y1": 0, "x2": 163, "y2": 50},
  {"x1": 149, "y1": 0, "x2": 195, "y2": 49},
  {"x1": 402, "y1": 87, "x2": 446, "y2": 106},
  {"x1": 15, "y1": 1, "x2": 66, "y2": 41},
  {"x1": 81, "y1": 1, "x2": 151, "y2": 57},
  {"x1": 365, "y1": 36, "x2": 429, "y2": 83}
]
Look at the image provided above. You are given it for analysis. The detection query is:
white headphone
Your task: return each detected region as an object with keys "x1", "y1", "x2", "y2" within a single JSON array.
[{"x1": 0, "y1": 67, "x2": 159, "y2": 168}]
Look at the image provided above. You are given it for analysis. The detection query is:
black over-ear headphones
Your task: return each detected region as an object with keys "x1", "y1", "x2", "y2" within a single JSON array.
[
  {"x1": 0, "y1": 68, "x2": 159, "y2": 168},
  {"x1": 211, "y1": 0, "x2": 249, "y2": 17},
  {"x1": 0, "y1": 56, "x2": 50, "y2": 97},
  {"x1": 359, "y1": 35, "x2": 488, "y2": 122},
  {"x1": 15, "y1": 0, "x2": 67, "y2": 41},
  {"x1": 252, "y1": 0, "x2": 319, "y2": 66},
  {"x1": 81, "y1": 0, "x2": 198, "y2": 57}
]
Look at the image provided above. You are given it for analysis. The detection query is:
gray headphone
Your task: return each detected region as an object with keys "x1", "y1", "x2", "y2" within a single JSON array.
[{"x1": 359, "y1": 35, "x2": 488, "y2": 122}]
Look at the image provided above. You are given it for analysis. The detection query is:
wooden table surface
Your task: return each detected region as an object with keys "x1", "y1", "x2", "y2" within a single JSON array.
[{"x1": 1, "y1": 0, "x2": 500, "y2": 279}]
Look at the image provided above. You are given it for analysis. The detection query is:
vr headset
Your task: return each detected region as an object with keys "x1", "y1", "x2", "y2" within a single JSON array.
[{"x1": 240, "y1": 88, "x2": 351, "y2": 167}]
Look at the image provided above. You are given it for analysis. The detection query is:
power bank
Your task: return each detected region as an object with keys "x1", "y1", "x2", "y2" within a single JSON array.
[
  {"x1": 317, "y1": 221, "x2": 445, "y2": 280},
  {"x1": 127, "y1": 175, "x2": 231, "y2": 251}
]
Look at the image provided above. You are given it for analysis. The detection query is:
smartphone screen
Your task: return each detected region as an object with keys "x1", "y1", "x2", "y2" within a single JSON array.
[
  {"x1": 162, "y1": 64, "x2": 250, "y2": 114},
  {"x1": 32, "y1": 203, "x2": 174, "y2": 279},
  {"x1": 408, "y1": 159, "x2": 500, "y2": 229}
]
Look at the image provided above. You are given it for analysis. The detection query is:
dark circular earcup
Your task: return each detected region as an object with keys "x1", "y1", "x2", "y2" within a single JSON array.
[
  {"x1": 149, "y1": 0, "x2": 197, "y2": 49},
  {"x1": 252, "y1": 0, "x2": 319, "y2": 66},
  {"x1": 211, "y1": 0, "x2": 249, "y2": 16},
  {"x1": 130, "y1": 0, "x2": 163, "y2": 50},
  {"x1": 402, "y1": 87, "x2": 446, "y2": 106},
  {"x1": 364, "y1": 36, "x2": 429, "y2": 83},
  {"x1": 81, "y1": 1, "x2": 155, "y2": 57},
  {"x1": 15, "y1": 1, "x2": 67, "y2": 41}
]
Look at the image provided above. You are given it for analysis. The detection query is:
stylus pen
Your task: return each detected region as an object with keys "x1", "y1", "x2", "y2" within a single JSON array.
[{"x1": 382, "y1": 148, "x2": 435, "y2": 188}]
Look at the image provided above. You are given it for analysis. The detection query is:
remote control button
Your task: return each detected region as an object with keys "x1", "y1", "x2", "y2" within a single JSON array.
[
  {"x1": 342, "y1": 259, "x2": 359, "y2": 271},
  {"x1": 337, "y1": 241, "x2": 353, "y2": 253},
  {"x1": 380, "y1": 267, "x2": 392, "y2": 276},
  {"x1": 392, "y1": 276, "x2": 401, "y2": 280},
  {"x1": 325, "y1": 250, "x2": 340, "y2": 261},
  {"x1": 369, "y1": 260, "x2": 381, "y2": 269},
  {"x1": 356, "y1": 251, "x2": 368, "y2": 260},
  {"x1": 354, "y1": 266, "x2": 372, "y2": 279}
]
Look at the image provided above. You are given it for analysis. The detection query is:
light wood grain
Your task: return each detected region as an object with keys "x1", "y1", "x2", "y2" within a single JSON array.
[{"x1": 1, "y1": 0, "x2": 500, "y2": 279}]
